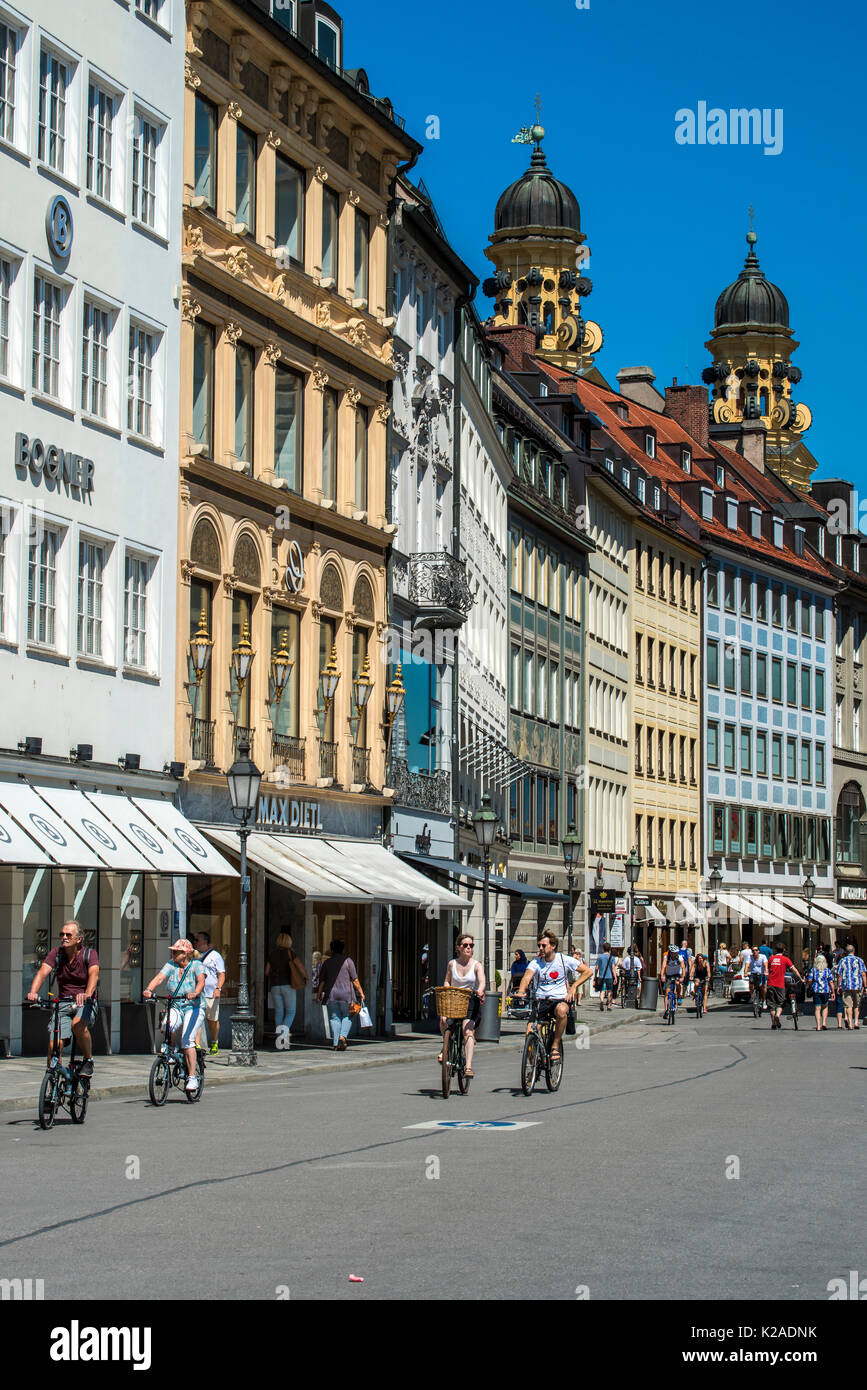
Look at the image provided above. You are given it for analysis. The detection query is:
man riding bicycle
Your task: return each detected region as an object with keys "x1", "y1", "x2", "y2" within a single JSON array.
[
  {"x1": 514, "y1": 931, "x2": 593, "y2": 1063},
  {"x1": 749, "y1": 945, "x2": 768, "y2": 1011},
  {"x1": 26, "y1": 920, "x2": 99, "y2": 1077},
  {"x1": 661, "y1": 944, "x2": 685, "y2": 1019}
]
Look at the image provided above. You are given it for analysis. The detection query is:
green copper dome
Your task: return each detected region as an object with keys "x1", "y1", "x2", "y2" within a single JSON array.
[{"x1": 714, "y1": 232, "x2": 789, "y2": 331}]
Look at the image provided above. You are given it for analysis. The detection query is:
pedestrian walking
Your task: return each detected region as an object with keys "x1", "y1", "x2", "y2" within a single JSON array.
[
  {"x1": 807, "y1": 953, "x2": 834, "y2": 1031},
  {"x1": 316, "y1": 939, "x2": 365, "y2": 1051},
  {"x1": 265, "y1": 931, "x2": 308, "y2": 1049},
  {"x1": 594, "y1": 941, "x2": 617, "y2": 1011},
  {"x1": 835, "y1": 943, "x2": 866, "y2": 1030},
  {"x1": 715, "y1": 942, "x2": 733, "y2": 997},
  {"x1": 509, "y1": 950, "x2": 528, "y2": 996},
  {"x1": 193, "y1": 931, "x2": 225, "y2": 1056}
]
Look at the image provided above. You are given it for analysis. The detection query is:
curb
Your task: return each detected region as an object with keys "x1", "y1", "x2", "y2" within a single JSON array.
[{"x1": 0, "y1": 1007, "x2": 650, "y2": 1113}]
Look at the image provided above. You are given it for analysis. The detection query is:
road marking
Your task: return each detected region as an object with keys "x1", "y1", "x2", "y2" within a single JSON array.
[{"x1": 403, "y1": 1120, "x2": 541, "y2": 1130}]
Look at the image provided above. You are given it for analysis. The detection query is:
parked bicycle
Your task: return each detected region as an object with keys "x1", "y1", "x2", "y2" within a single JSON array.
[
  {"x1": 26, "y1": 998, "x2": 90, "y2": 1129},
  {"x1": 147, "y1": 996, "x2": 206, "y2": 1105},
  {"x1": 520, "y1": 997, "x2": 564, "y2": 1095},
  {"x1": 433, "y1": 986, "x2": 475, "y2": 1099}
]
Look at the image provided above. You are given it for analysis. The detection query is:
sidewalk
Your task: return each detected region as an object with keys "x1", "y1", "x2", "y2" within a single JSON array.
[{"x1": 0, "y1": 1003, "x2": 655, "y2": 1112}]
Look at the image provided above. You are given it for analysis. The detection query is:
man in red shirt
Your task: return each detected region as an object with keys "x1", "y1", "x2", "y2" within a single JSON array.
[
  {"x1": 765, "y1": 942, "x2": 804, "y2": 1030},
  {"x1": 27, "y1": 920, "x2": 99, "y2": 1074}
]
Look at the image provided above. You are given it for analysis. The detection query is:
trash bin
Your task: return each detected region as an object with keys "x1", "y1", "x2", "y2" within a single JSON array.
[
  {"x1": 475, "y1": 994, "x2": 501, "y2": 1042},
  {"x1": 638, "y1": 976, "x2": 659, "y2": 1012}
]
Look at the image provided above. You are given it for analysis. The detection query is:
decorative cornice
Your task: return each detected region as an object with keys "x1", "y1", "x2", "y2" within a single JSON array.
[
  {"x1": 347, "y1": 189, "x2": 360, "y2": 207},
  {"x1": 184, "y1": 58, "x2": 201, "y2": 90},
  {"x1": 222, "y1": 570, "x2": 239, "y2": 596},
  {"x1": 312, "y1": 367, "x2": 329, "y2": 391},
  {"x1": 226, "y1": 100, "x2": 243, "y2": 121},
  {"x1": 266, "y1": 129, "x2": 281, "y2": 149},
  {"x1": 179, "y1": 558, "x2": 196, "y2": 586},
  {"x1": 270, "y1": 64, "x2": 291, "y2": 115},
  {"x1": 187, "y1": 1, "x2": 209, "y2": 57},
  {"x1": 376, "y1": 403, "x2": 391, "y2": 424},
  {"x1": 181, "y1": 290, "x2": 202, "y2": 323},
  {"x1": 349, "y1": 126, "x2": 366, "y2": 175},
  {"x1": 223, "y1": 320, "x2": 243, "y2": 346},
  {"x1": 315, "y1": 300, "x2": 332, "y2": 329},
  {"x1": 263, "y1": 342, "x2": 282, "y2": 367},
  {"x1": 314, "y1": 164, "x2": 329, "y2": 183},
  {"x1": 346, "y1": 387, "x2": 362, "y2": 409}
]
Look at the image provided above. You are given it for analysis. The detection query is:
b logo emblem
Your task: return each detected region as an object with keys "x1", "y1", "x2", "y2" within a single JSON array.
[{"x1": 46, "y1": 196, "x2": 74, "y2": 258}]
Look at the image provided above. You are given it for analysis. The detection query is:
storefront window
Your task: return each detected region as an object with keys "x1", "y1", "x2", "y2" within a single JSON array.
[
  {"x1": 188, "y1": 874, "x2": 238, "y2": 996},
  {"x1": 21, "y1": 867, "x2": 51, "y2": 1000},
  {"x1": 313, "y1": 903, "x2": 365, "y2": 991},
  {"x1": 118, "y1": 872, "x2": 143, "y2": 1003}
]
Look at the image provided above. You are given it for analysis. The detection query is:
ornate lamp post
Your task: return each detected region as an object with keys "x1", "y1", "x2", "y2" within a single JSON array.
[
  {"x1": 270, "y1": 630, "x2": 294, "y2": 710},
  {"x1": 230, "y1": 621, "x2": 255, "y2": 750},
  {"x1": 319, "y1": 644, "x2": 341, "y2": 725},
  {"x1": 625, "y1": 845, "x2": 642, "y2": 948},
  {"x1": 709, "y1": 865, "x2": 723, "y2": 994},
  {"x1": 226, "y1": 737, "x2": 261, "y2": 1067},
  {"x1": 561, "y1": 823, "x2": 581, "y2": 956},
  {"x1": 384, "y1": 663, "x2": 405, "y2": 755},
  {"x1": 472, "y1": 792, "x2": 498, "y2": 989},
  {"x1": 188, "y1": 606, "x2": 213, "y2": 715},
  {"x1": 352, "y1": 653, "x2": 373, "y2": 742},
  {"x1": 803, "y1": 871, "x2": 815, "y2": 967}
]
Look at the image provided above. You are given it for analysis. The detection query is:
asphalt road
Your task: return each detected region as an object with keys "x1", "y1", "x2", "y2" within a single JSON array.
[{"x1": 2, "y1": 1003, "x2": 864, "y2": 1301}]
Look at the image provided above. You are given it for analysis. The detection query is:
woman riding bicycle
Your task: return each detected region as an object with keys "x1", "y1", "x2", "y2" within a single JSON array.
[
  {"x1": 143, "y1": 939, "x2": 206, "y2": 1093},
  {"x1": 662, "y1": 944, "x2": 684, "y2": 1019},
  {"x1": 692, "y1": 953, "x2": 710, "y2": 1016},
  {"x1": 438, "y1": 934, "x2": 485, "y2": 1078}
]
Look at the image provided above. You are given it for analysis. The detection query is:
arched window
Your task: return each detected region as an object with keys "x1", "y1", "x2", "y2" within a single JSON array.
[
  {"x1": 233, "y1": 534, "x2": 261, "y2": 587},
  {"x1": 836, "y1": 783, "x2": 865, "y2": 864},
  {"x1": 759, "y1": 388, "x2": 769, "y2": 416},
  {"x1": 320, "y1": 562, "x2": 344, "y2": 613},
  {"x1": 352, "y1": 575, "x2": 374, "y2": 620},
  {"x1": 190, "y1": 517, "x2": 220, "y2": 572}
]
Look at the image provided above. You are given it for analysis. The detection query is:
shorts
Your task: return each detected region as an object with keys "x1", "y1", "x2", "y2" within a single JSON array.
[
  {"x1": 812, "y1": 993, "x2": 830, "y2": 1008},
  {"x1": 766, "y1": 987, "x2": 785, "y2": 1009},
  {"x1": 204, "y1": 996, "x2": 220, "y2": 1022},
  {"x1": 52, "y1": 998, "x2": 98, "y2": 1042},
  {"x1": 842, "y1": 990, "x2": 862, "y2": 1010},
  {"x1": 171, "y1": 1007, "x2": 205, "y2": 1048},
  {"x1": 537, "y1": 998, "x2": 567, "y2": 1019},
  {"x1": 462, "y1": 993, "x2": 481, "y2": 1029}
]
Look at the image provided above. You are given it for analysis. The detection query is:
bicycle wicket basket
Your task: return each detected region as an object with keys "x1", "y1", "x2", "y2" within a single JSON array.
[{"x1": 434, "y1": 986, "x2": 471, "y2": 1019}]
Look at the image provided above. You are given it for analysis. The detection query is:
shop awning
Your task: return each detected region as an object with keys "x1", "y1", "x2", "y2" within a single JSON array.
[
  {"x1": 132, "y1": 798, "x2": 237, "y2": 877},
  {"x1": 49, "y1": 788, "x2": 155, "y2": 872},
  {"x1": 716, "y1": 892, "x2": 779, "y2": 928},
  {"x1": 820, "y1": 899, "x2": 867, "y2": 925},
  {"x1": 674, "y1": 895, "x2": 706, "y2": 926},
  {"x1": 0, "y1": 800, "x2": 52, "y2": 864},
  {"x1": 774, "y1": 896, "x2": 844, "y2": 929},
  {"x1": 205, "y1": 829, "x2": 367, "y2": 901},
  {"x1": 738, "y1": 893, "x2": 805, "y2": 927},
  {"x1": 88, "y1": 793, "x2": 221, "y2": 875},
  {"x1": 0, "y1": 783, "x2": 106, "y2": 867},
  {"x1": 636, "y1": 902, "x2": 667, "y2": 925},
  {"x1": 399, "y1": 852, "x2": 566, "y2": 901},
  {"x1": 335, "y1": 842, "x2": 471, "y2": 910}
]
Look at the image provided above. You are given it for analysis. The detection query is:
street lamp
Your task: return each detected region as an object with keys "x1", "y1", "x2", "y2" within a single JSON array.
[
  {"x1": 188, "y1": 606, "x2": 213, "y2": 715},
  {"x1": 708, "y1": 865, "x2": 723, "y2": 994},
  {"x1": 226, "y1": 737, "x2": 262, "y2": 1067},
  {"x1": 384, "y1": 663, "x2": 405, "y2": 754},
  {"x1": 231, "y1": 621, "x2": 255, "y2": 698},
  {"x1": 561, "y1": 823, "x2": 581, "y2": 956},
  {"x1": 270, "y1": 630, "x2": 294, "y2": 709},
  {"x1": 473, "y1": 791, "x2": 498, "y2": 989},
  {"x1": 625, "y1": 844, "x2": 642, "y2": 947},
  {"x1": 352, "y1": 653, "x2": 373, "y2": 744},
  {"x1": 803, "y1": 871, "x2": 815, "y2": 967}
]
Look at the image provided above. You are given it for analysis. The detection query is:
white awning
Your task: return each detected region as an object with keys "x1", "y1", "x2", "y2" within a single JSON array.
[
  {"x1": 0, "y1": 783, "x2": 106, "y2": 867},
  {"x1": 636, "y1": 902, "x2": 667, "y2": 924},
  {"x1": 88, "y1": 793, "x2": 207, "y2": 875},
  {"x1": 821, "y1": 899, "x2": 867, "y2": 924},
  {"x1": 717, "y1": 892, "x2": 779, "y2": 928},
  {"x1": 206, "y1": 829, "x2": 369, "y2": 902},
  {"x1": 326, "y1": 839, "x2": 472, "y2": 910},
  {"x1": 738, "y1": 893, "x2": 804, "y2": 926},
  {"x1": 776, "y1": 895, "x2": 847, "y2": 928},
  {"x1": 674, "y1": 895, "x2": 705, "y2": 925},
  {"x1": 132, "y1": 798, "x2": 237, "y2": 877},
  {"x1": 0, "y1": 799, "x2": 50, "y2": 864},
  {"x1": 49, "y1": 787, "x2": 155, "y2": 872}
]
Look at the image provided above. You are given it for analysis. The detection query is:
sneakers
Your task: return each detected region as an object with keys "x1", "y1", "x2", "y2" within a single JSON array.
[
  {"x1": 208, "y1": 1041, "x2": 219, "y2": 1055},
  {"x1": 337, "y1": 1036, "x2": 348, "y2": 1051},
  {"x1": 185, "y1": 1075, "x2": 199, "y2": 1091},
  {"x1": 77, "y1": 1058, "x2": 94, "y2": 1077}
]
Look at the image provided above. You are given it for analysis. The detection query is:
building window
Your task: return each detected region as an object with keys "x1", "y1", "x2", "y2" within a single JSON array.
[
  {"x1": 233, "y1": 342, "x2": 254, "y2": 465},
  {"x1": 756, "y1": 653, "x2": 767, "y2": 699},
  {"x1": 235, "y1": 125, "x2": 257, "y2": 232},
  {"x1": 38, "y1": 48, "x2": 69, "y2": 173},
  {"x1": 815, "y1": 669, "x2": 825, "y2": 714},
  {"x1": 194, "y1": 95, "x2": 217, "y2": 209},
  {"x1": 123, "y1": 554, "x2": 149, "y2": 668},
  {"x1": 438, "y1": 310, "x2": 448, "y2": 360},
  {"x1": 741, "y1": 730, "x2": 751, "y2": 774},
  {"x1": 706, "y1": 566, "x2": 718, "y2": 606},
  {"x1": 275, "y1": 156, "x2": 304, "y2": 262},
  {"x1": 786, "y1": 590, "x2": 797, "y2": 633},
  {"x1": 756, "y1": 730, "x2": 767, "y2": 776},
  {"x1": 322, "y1": 387, "x2": 338, "y2": 501},
  {"x1": 353, "y1": 209, "x2": 369, "y2": 302},
  {"x1": 0, "y1": 256, "x2": 13, "y2": 379},
  {"x1": 756, "y1": 583, "x2": 768, "y2": 623},
  {"x1": 800, "y1": 595, "x2": 811, "y2": 636},
  {"x1": 771, "y1": 734, "x2": 782, "y2": 779},
  {"x1": 354, "y1": 403, "x2": 368, "y2": 511},
  {"x1": 132, "y1": 112, "x2": 161, "y2": 229},
  {"x1": 81, "y1": 300, "x2": 112, "y2": 419},
  {"x1": 801, "y1": 666, "x2": 811, "y2": 710},
  {"x1": 274, "y1": 364, "x2": 302, "y2": 490},
  {"x1": 816, "y1": 604, "x2": 825, "y2": 641},
  {"x1": 740, "y1": 649, "x2": 751, "y2": 695},
  {"x1": 32, "y1": 275, "x2": 64, "y2": 399},
  {"x1": 724, "y1": 724, "x2": 735, "y2": 771},
  {"x1": 645, "y1": 433, "x2": 656, "y2": 458},
  {"x1": 706, "y1": 639, "x2": 718, "y2": 687},
  {"x1": 86, "y1": 83, "x2": 114, "y2": 201},
  {"x1": 723, "y1": 568, "x2": 735, "y2": 612},
  {"x1": 192, "y1": 321, "x2": 214, "y2": 455},
  {"x1": 77, "y1": 540, "x2": 105, "y2": 657},
  {"x1": 740, "y1": 575, "x2": 752, "y2": 617},
  {"x1": 772, "y1": 657, "x2": 782, "y2": 702},
  {"x1": 0, "y1": 21, "x2": 18, "y2": 144},
  {"x1": 315, "y1": 14, "x2": 340, "y2": 66},
  {"x1": 136, "y1": 0, "x2": 164, "y2": 17},
  {"x1": 321, "y1": 187, "x2": 339, "y2": 282},
  {"x1": 816, "y1": 743, "x2": 825, "y2": 786},
  {"x1": 786, "y1": 737, "x2": 797, "y2": 781},
  {"x1": 128, "y1": 324, "x2": 156, "y2": 439},
  {"x1": 801, "y1": 740, "x2": 811, "y2": 784},
  {"x1": 27, "y1": 528, "x2": 58, "y2": 646},
  {"x1": 786, "y1": 662, "x2": 797, "y2": 705},
  {"x1": 726, "y1": 498, "x2": 738, "y2": 530},
  {"x1": 724, "y1": 646, "x2": 735, "y2": 692}
]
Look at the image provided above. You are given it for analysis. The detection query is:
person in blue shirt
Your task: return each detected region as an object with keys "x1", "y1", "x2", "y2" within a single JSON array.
[
  {"x1": 807, "y1": 953, "x2": 835, "y2": 1031},
  {"x1": 143, "y1": 939, "x2": 206, "y2": 1093}
]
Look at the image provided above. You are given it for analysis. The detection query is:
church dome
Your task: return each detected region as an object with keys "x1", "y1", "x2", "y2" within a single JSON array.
[
  {"x1": 714, "y1": 232, "x2": 789, "y2": 330},
  {"x1": 495, "y1": 145, "x2": 580, "y2": 235}
]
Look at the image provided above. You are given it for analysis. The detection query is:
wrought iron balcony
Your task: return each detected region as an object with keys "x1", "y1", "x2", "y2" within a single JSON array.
[
  {"x1": 352, "y1": 746, "x2": 371, "y2": 787},
  {"x1": 389, "y1": 757, "x2": 451, "y2": 814},
  {"x1": 233, "y1": 724, "x2": 255, "y2": 757},
  {"x1": 319, "y1": 739, "x2": 338, "y2": 782},
  {"x1": 272, "y1": 733, "x2": 306, "y2": 782},
  {"x1": 408, "y1": 552, "x2": 475, "y2": 627},
  {"x1": 191, "y1": 718, "x2": 216, "y2": 767}
]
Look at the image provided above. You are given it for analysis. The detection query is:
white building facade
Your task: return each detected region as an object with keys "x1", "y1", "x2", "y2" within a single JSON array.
[{"x1": 0, "y1": 0, "x2": 200, "y2": 1054}]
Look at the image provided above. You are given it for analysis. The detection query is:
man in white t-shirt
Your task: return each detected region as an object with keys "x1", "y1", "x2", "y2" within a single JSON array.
[
  {"x1": 514, "y1": 930, "x2": 593, "y2": 1062},
  {"x1": 194, "y1": 931, "x2": 226, "y2": 1055}
]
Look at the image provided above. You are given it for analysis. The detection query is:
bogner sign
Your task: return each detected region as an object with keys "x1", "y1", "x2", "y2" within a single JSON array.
[
  {"x1": 257, "y1": 795, "x2": 323, "y2": 831},
  {"x1": 15, "y1": 433, "x2": 94, "y2": 494}
]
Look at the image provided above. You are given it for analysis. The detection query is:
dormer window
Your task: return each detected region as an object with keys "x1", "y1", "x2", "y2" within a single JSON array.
[
  {"x1": 604, "y1": 456, "x2": 614, "y2": 474},
  {"x1": 834, "y1": 534, "x2": 842, "y2": 564},
  {"x1": 794, "y1": 525, "x2": 805, "y2": 557},
  {"x1": 637, "y1": 476, "x2": 646, "y2": 504},
  {"x1": 316, "y1": 15, "x2": 341, "y2": 68},
  {"x1": 539, "y1": 381, "x2": 547, "y2": 397},
  {"x1": 653, "y1": 486, "x2": 661, "y2": 511},
  {"x1": 726, "y1": 496, "x2": 738, "y2": 530},
  {"x1": 645, "y1": 433, "x2": 656, "y2": 459},
  {"x1": 716, "y1": 464, "x2": 725, "y2": 487},
  {"x1": 681, "y1": 448, "x2": 691, "y2": 474},
  {"x1": 700, "y1": 488, "x2": 713, "y2": 521},
  {"x1": 773, "y1": 516, "x2": 784, "y2": 548},
  {"x1": 817, "y1": 526, "x2": 825, "y2": 557},
  {"x1": 621, "y1": 465, "x2": 630, "y2": 488},
  {"x1": 616, "y1": 402, "x2": 628, "y2": 421},
  {"x1": 271, "y1": 0, "x2": 296, "y2": 31},
  {"x1": 750, "y1": 507, "x2": 761, "y2": 539}
]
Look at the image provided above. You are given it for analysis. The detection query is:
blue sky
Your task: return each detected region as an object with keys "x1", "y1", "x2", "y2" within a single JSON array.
[{"x1": 347, "y1": 0, "x2": 865, "y2": 486}]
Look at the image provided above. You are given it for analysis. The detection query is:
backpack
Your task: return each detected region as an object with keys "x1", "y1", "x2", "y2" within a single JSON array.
[{"x1": 52, "y1": 945, "x2": 97, "y2": 1003}]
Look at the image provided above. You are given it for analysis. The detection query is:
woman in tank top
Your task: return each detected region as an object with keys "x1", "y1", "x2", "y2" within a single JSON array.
[{"x1": 437, "y1": 932, "x2": 486, "y2": 1077}]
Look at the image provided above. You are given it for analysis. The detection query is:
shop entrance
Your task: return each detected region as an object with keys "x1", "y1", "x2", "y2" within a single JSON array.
[{"x1": 313, "y1": 902, "x2": 366, "y2": 990}]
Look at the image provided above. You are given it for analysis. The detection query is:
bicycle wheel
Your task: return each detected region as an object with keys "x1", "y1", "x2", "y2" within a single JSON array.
[
  {"x1": 546, "y1": 1041, "x2": 563, "y2": 1092},
  {"x1": 456, "y1": 1032, "x2": 471, "y2": 1095},
  {"x1": 38, "y1": 1070, "x2": 60, "y2": 1130},
  {"x1": 148, "y1": 1056, "x2": 170, "y2": 1106},
  {"x1": 70, "y1": 1078, "x2": 89, "y2": 1124},
  {"x1": 441, "y1": 1027, "x2": 452, "y2": 1099},
  {"x1": 668, "y1": 994, "x2": 677, "y2": 1025},
  {"x1": 521, "y1": 1032, "x2": 540, "y2": 1096},
  {"x1": 791, "y1": 1000, "x2": 799, "y2": 1030}
]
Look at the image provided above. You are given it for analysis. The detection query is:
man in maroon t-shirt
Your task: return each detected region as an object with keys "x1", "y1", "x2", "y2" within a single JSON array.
[
  {"x1": 27, "y1": 920, "x2": 99, "y2": 1073},
  {"x1": 765, "y1": 943, "x2": 804, "y2": 1030}
]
